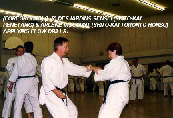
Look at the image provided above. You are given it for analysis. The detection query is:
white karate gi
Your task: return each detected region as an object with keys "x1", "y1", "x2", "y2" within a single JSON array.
[
  {"x1": 2, "y1": 56, "x2": 33, "y2": 118},
  {"x1": 68, "y1": 76, "x2": 74, "y2": 93},
  {"x1": 39, "y1": 52, "x2": 91, "y2": 118},
  {"x1": 160, "y1": 64, "x2": 173, "y2": 96},
  {"x1": 97, "y1": 81, "x2": 104, "y2": 96},
  {"x1": 130, "y1": 64, "x2": 146, "y2": 100},
  {"x1": 149, "y1": 69, "x2": 158, "y2": 91},
  {"x1": 9, "y1": 53, "x2": 42, "y2": 118},
  {"x1": 94, "y1": 56, "x2": 131, "y2": 118},
  {"x1": 79, "y1": 77, "x2": 85, "y2": 92}
]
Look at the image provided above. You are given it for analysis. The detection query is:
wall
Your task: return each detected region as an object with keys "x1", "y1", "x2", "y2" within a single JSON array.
[{"x1": 82, "y1": 12, "x2": 173, "y2": 65}]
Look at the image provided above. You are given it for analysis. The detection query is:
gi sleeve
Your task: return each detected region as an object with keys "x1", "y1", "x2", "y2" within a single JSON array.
[
  {"x1": 64, "y1": 58, "x2": 91, "y2": 77},
  {"x1": 9, "y1": 56, "x2": 23, "y2": 82},
  {"x1": 41, "y1": 58, "x2": 56, "y2": 93},
  {"x1": 94, "y1": 60, "x2": 122, "y2": 82}
]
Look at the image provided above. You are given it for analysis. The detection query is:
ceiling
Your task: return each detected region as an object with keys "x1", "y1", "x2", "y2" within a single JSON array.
[{"x1": 0, "y1": 0, "x2": 172, "y2": 31}]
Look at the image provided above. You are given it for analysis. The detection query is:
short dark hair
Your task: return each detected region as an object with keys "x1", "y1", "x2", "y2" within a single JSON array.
[
  {"x1": 132, "y1": 57, "x2": 138, "y2": 61},
  {"x1": 24, "y1": 41, "x2": 33, "y2": 53},
  {"x1": 106, "y1": 42, "x2": 122, "y2": 55},
  {"x1": 166, "y1": 60, "x2": 170, "y2": 65},
  {"x1": 15, "y1": 45, "x2": 24, "y2": 52},
  {"x1": 54, "y1": 37, "x2": 69, "y2": 51}
]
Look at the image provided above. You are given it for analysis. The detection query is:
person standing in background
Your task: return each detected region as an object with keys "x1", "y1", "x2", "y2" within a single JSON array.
[
  {"x1": 159, "y1": 60, "x2": 173, "y2": 97},
  {"x1": 2, "y1": 45, "x2": 33, "y2": 118},
  {"x1": 8, "y1": 42, "x2": 42, "y2": 118},
  {"x1": 130, "y1": 57, "x2": 146, "y2": 103}
]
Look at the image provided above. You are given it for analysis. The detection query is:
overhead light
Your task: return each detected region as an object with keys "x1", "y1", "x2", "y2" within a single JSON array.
[
  {"x1": 48, "y1": 0, "x2": 125, "y2": 20},
  {"x1": 135, "y1": 0, "x2": 165, "y2": 11},
  {"x1": 73, "y1": 4, "x2": 126, "y2": 20},
  {"x1": 0, "y1": 8, "x2": 90, "y2": 29},
  {"x1": 0, "y1": 9, "x2": 22, "y2": 16},
  {"x1": 52, "y1": 0, "x2": 73, "y2": 6}
]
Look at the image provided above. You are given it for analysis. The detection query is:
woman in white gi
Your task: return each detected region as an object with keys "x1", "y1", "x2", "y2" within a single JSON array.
[
  {"x1": 39, "y1": 37, "x2": 91, "y2": 118},
  {"x1": 91, "y1": 42, "x2": 131, "y2": 118}
]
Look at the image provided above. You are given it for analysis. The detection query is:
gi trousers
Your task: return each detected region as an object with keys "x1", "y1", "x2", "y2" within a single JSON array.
[
  {"x1": 98, "y1": 83, "x2": 129, "y2": 118},
  {"x1": 2, "y1": 82, "x2": 33, "y2": 118},
  {"x1": 13, "y1": 78, "x2": 42, "y2": 118},
  {"x1": 44, "y1": 91, "x2": 78, "y2": 118}
]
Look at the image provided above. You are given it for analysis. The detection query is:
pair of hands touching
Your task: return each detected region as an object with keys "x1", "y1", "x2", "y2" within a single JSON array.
[
  {"x1": 54, "y1": 65, "x2": 102, "y2": 99},
  {"x1": 85, "y1": 65, "x2": 102, "y2": 74}
]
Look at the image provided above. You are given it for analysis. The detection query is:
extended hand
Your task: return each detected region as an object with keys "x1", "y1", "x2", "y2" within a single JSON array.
[
  {"x1": 86, "y1": 65, "x2": 92, "y2": 71},
  {"x1": 91, "y1": 66, "x2": 102, "y2": 74}
]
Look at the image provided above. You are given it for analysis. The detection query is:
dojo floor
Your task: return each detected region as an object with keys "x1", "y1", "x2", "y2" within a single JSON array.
[{"x1": 0, "y1": 91, "x2": 173, "y2": 118}]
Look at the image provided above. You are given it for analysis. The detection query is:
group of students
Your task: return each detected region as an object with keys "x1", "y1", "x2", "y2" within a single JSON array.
[
  {"x1": 2, "y1": 36, "x2": 173, "y2": 118},
  {"x1": 149, "y1": 61, "x2": 173, "y2": 97},
  {"x1": 2, "y1": 37, "x2": 131, "y2": 118},
  {"x1": 129, "y1": 58, "x2": 173, "y2": 104}
]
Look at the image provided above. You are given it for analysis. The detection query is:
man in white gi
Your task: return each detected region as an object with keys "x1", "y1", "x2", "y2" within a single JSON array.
[
  {"x1": 39, "y1": 37, "x2": 91, "y2": 118},
  {"x1": 68, "y1": 75, "x2": 75, "y2": 93},
  {"x1": 91, "y1": 42, "x2": 131, "y2": 118},
  {"x1": 8, "y1": 42, "x2": 42, "y2": 118},
  {"x1": 159, "y1": 60, "x2": 173, "y2": 97},
  {"x1": 149, "y1": 68, "x2": 158, "y2": 91},
  {"x1": 2, "y1": 45, "x2": 33, "y2": 118},
  {"x1": 79, "y1": 77, "x2": 86, "y2": 92},
  {"x1": 130, "y1": 57, "x2": 146, "y2": 102}
]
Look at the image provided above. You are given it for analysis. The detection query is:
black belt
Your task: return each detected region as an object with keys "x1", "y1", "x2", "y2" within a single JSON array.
[
  {"x1": 17, "y1": 75, "x2": 36, "y2": 79},
  {"x1": 55, "y1": 86, "x2": 67, "y2": 106},
  {"x1": 132, "y1": 77, "x2": 142, "y2": 84},
  {"x1": 163, "y1": 76, "x2": 173, "y2": 78},
  {"x1": 103, "y1": 80, "x2": 126, "y2": 104}
]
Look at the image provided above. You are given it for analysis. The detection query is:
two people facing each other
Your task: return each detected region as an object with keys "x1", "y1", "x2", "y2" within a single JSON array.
[{"x1": 39, "y1": 37, "x2": 131, "y2": 118}]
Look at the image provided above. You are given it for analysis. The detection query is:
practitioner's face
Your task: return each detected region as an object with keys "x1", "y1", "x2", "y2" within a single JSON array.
[
  {"x1": 132, "y1": 59, "x2": 138, "y2": 65},
  {"x1": 16, "y1": 48, "x2": 24, "y2": 56},
  {"x1": 108, "y1": 50, "x2": 116, "y2": 59},
  {"x1": 58, "y1": 42, "x2": 69, "y2": 56}
]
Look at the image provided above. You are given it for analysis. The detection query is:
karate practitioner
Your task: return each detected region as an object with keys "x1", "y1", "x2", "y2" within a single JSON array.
[
  {"x1": 68, "y1": 75, "x2": 75, "y2": 93},
  {"x1": 91, "y1": 42, "x2": 131, "y2": 118},
  {"x1": 39, "y1": 37, "x2": 91, "y2": 118},
  {"x1": 8, "y1": 42, "x2": 42, "y2": 118},
  {"x1": 129, "y1": 57, "x2": 146, "y2": 102},
  {"x1": 2, "y1": 45, "x2": 33, "y2": 118},
  {"x1": 79, "y1": 77, "x2": 85, "y2": 92},
  {"x1": 149, "y1": 68, "x2": 158, "y2": 91},
  {"x1": 159, "y1": 60, "x2": 173, "y2": 97}
]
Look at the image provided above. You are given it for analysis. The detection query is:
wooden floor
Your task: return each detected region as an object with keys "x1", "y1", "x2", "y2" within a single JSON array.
[{"x1": 0, "y1": 91, "x2": 173, "y2": 118}]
